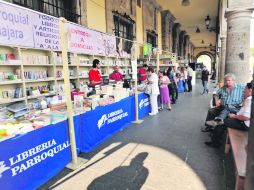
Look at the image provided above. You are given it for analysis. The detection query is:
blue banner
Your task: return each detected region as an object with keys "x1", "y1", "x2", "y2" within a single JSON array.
[
  {"x1": 80, "y1": 96, "x2": 135, "y2": 152},
  {"x1": 0, "y1": 121, "x2": 71, "y2": 190},
  {"x1": 73, "y1": 115, "x2": 82, "y2": 154},
  {"x1": 138, "y1": 93, "x2": 151, "y2": 119}
]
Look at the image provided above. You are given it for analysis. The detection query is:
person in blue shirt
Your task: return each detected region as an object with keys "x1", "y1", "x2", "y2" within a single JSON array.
[{"x1": 202, "y1": 73, "x2": 245, "y2": 132}]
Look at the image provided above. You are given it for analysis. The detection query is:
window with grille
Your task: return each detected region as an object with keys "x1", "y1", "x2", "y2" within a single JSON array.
[
  {"x1": 113, "y1": 12, "x2": 135, "y2": 53},
  {"x1": 13, "y1": 0, "x2": 80, "y2": 23},
  {"x1": 147, "y1": 32, "x2": 157, "y2": 48}
]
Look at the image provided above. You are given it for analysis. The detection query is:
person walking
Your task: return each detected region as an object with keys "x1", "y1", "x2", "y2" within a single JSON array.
[
  {"x1": 187, "y1": 66, "x2": 194, "y2": 92},
  {"x1": 201, "y1": 66, "x2": 209, "y2": 94},
  {"x1": 146, "y1": 67, "x2": 159, "y2": 116},
  {"x1": 158, "y1": 70, "x2": 172, "y2": 111},
  {"x1": 166, "y1": 66, "x2": 178, "y2": 104}
]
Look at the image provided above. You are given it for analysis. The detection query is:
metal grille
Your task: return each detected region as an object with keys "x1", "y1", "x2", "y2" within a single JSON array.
[
  {"x1": 113, "y1": 14, "x2": 134, "y2": 53},
  {"x1": 13, "y1": 0, "x2": 80, "y2": 23},
  {"x1": 147, "y1": 32, "x2": 157, "y2": 48}
]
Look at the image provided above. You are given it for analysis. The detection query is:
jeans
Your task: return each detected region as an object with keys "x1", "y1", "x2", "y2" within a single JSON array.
[
  {"x1": 216, "y1": 106, "x2": 240, "y2": 121},
  {"x1": 168, "y1": 83, "x2": 177, "y2": 103},
  {"x1": 183, "y1": 79, "x2": 188, "y2": 92},
  {"x1": 187, "y1": 77, "x2": 192, "y2": 92},
  {"x1": 202, "y1": 80, "x2": 208, "y2": 93},
  {"x1": 205, "y1": 105, "x2": 241, "y2": 123}
]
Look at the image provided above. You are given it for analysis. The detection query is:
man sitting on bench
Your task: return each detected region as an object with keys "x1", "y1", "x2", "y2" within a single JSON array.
[
  {"x1": 205, "y1": 82, "x2": 252, "y2": 147},
  {"x1": 202, "y1": 73, "x2": 245, "y2": 132}
]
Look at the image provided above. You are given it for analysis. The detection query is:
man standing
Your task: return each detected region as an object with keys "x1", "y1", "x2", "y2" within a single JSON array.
[
  {"x1": 88, "y1": 59, "x2": 102, "y2": 87},
  {"x1": 109, "y1": 66, "x2": 123, "y2": 82},
  {"x1": 202, "y1": 73, "x2": 245, "y2": 132},
  {"x1": 201, "y1": 66, "x2": 209, "y2": 94},
  {"x1": 138, "y1": 64, "x2": 148, "y2": 84},
  {"x1": 187, "y1": 66, "x2": 194, "y2": 92}
]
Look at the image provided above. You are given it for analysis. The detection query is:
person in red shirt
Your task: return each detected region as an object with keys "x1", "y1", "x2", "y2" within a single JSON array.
[
  {"x1": 138, "y1": 64, "x2": 148, "y2": 84},
  {"x1": 88, "y1": 59, "x2": 102, "y2": 87},
  {"x1": 109, "y1": 66, "x2": 123, "y2": 82}
]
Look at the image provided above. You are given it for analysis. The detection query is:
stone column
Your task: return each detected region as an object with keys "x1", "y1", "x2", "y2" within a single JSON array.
[
  {"x1": 172, "y1": 23, "x2": 181, "y2": 55},
  {"x1": 219, "y1": 36, "x2": 227, "y2": 83},
  {"x1": 179, "y1": 31, "x2": 186, "y2": 58},
  {"x1": 161, "y1": 10, "x2": 175, "y2": 52},
  {"x1": 225, "y1": 9, "x2": 253, "y2": 83},
  {"x1": 184, "y1": 35, "x2": 190, "y2": 59}
]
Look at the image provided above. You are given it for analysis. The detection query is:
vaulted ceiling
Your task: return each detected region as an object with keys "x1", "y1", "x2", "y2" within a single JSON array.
[{"x1": 157, "y1": 0, "x2": 219, "y2": 48}]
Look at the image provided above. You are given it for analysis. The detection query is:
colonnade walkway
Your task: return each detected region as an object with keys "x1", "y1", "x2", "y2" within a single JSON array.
[{"x1": 40, "y1": 81, "x2": 234, "y2": 190}]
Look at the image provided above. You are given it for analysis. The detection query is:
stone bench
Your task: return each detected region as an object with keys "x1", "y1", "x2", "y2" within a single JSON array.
[{"x1": 225, "y1": 128, "x2": 248, "y2": 190}]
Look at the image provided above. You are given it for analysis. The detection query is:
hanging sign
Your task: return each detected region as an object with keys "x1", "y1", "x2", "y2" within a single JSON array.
[
  {"x1": 32, "y1": 13, "x2": 60, "y2": 51},
  {"x1": 0, "y1": 2, "x2": 34, "y2": 47},
  {"x1": 0, "y1": 2, "x2": 60, "y2": 50},
  {"x1": 66, "y1": 23, "x2": 116, "y2": 56}
]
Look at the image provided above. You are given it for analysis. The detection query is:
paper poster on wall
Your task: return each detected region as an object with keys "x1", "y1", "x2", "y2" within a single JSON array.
[
  {"x1": 0, "y1": 2, "x2": 34, "y2": 47},
  {"x1": 66, "y1": 23, "x2": 117, "y2": 56}
]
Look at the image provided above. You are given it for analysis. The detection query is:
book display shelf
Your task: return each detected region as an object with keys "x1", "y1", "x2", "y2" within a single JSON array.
[{"x1": 0, "y1": 45, "x2": 133, "y2": 107}]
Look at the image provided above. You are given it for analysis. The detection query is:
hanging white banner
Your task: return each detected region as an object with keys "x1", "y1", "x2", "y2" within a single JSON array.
[
  {"x1": 32, "y1": 13, "x2": 60, "y2": 51},
  {"x1": 0, "y1": 2, "x2": 60, "y2": 51},
  {"x1": 66, "y1": 23, "x2": 116, "y2": 57},
  {"x1": 0, "y1": 2, "x2": 34, "y2": 47}
]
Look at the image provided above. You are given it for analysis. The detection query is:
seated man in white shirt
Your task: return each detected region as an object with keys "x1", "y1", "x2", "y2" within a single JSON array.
[
  {"x1": 205, "y1": 82, "x2": 252, "y2": 148},
  {"x1": 223, "y1": 82, "x2": 252, "y2": 131}
]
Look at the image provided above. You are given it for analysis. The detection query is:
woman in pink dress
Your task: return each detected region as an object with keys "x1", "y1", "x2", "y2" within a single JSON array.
[{"x1": 158, "y1": 71, "x2": 172, "y2": 111}]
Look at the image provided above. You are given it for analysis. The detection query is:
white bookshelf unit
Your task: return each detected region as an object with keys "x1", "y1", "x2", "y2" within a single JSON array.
[{"x1": 0, "y1": 45, "x2": 133, "y2": 107}]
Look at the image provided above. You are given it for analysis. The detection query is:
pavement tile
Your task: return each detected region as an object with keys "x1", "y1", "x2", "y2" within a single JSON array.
[{"x1": 39, "y1": 82, "x2": 233, "y2": 190}]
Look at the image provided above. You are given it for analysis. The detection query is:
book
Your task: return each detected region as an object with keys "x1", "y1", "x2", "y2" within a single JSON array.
[{"x1": 7, "y1": 102, "x2": 27, "y2": 113}]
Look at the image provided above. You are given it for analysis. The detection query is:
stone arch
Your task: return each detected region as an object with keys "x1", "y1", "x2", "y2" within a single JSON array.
[{"x1": 195, "y1": 51, "x2": 216, "y2": 70}]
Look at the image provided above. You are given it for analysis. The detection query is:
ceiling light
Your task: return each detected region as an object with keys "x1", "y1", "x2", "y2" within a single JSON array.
[
  {"x1": 196, "y1": 27, "x2": 200, "y2": 33},
  {"x1": 181, "y1": 0, "x2": 190, "y2": 6}
]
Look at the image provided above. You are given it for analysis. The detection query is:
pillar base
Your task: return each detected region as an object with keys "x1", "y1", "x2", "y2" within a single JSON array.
[
  {"x1": 66, "y1": 157, "x2": 88, "y2": 170},
  {"x1": 133, "y1": 120, "x2": 144, "y2": 124}
]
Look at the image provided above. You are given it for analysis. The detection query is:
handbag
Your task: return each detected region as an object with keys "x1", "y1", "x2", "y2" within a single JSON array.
[{"x1": 144, "y1": 84, "x2": 152, "y2": 95}]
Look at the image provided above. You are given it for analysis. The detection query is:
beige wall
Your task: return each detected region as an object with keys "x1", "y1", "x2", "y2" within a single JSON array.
[
  {"x1": 142, "y1": 0, "x2": 160, "y2": 44},
  {"x1": 86, "y1": 0, "x2": 106, "y2": 32},
  {"x1": 157, "y1": 12, "x2": 162, "y2": 51},
  {"x1": 105, "y1": 0, "x2": 136, "y2": 35},
  {"x1": 136, "y1": 2, "x2": 144, "y2": 44}
]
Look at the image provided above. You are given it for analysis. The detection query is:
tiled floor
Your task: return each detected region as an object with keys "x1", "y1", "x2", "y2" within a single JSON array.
[{"x1": 39, "y1": 81, "x2": 234, "y2": 190}]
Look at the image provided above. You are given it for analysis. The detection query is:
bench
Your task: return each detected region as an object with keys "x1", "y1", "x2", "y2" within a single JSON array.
[{"x1": 225, "y1": 128, "x2": 248, "y2": 190}]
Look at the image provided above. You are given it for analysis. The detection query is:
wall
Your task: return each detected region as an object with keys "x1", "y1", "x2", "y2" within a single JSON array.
[
  {"x1": 157, "y1": 11, "x2": 162, "y2": 51},
  {"x1": 136, "y1": 1, "x2": 143, "y2": 45},
  {"x1": 142, "y1": 0, "x2": 161, "y2": 44},
  {"x1": 86, "y1": 0, "x2": 106, "y2": 32},
  {"x1": 105, "y1": 0, "x2": 136, "y2": 35}
]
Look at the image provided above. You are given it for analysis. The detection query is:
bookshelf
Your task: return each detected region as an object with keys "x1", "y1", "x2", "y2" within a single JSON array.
[{"x1": 0, "y1": 44, "x2": 133, "y2": 106}]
